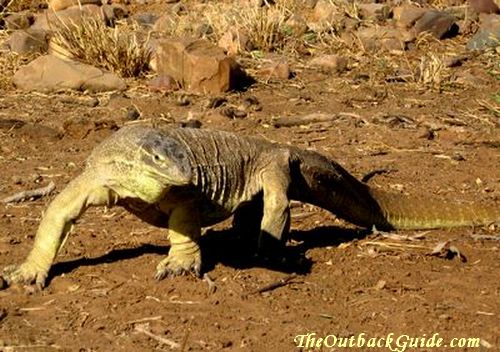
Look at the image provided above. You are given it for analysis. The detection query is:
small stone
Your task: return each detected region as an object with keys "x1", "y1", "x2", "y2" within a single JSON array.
[
  {"x1": 221, "y1": 107, "x2": 247, "y2": 119},
  {"x1": 218, "y1": 29, "x2": 253, "y2": 55},
  {"x1": 310, "y1": 55, "x2": 348, "y2": 73},
  {"x1": 132, "y1": 13, "x2": 158, "y2": 27},
  {"x1": 171, "y1": 2, "x2": 187, "y2": 15},
  {"x1": 148, "y1": 74, "x2": 179, "y2": 92},
  {"x1": 152, "y1": 12, "x2": 177, "y2": 33},
  {"x1": 257, "y1": 62, "x2": 291, "y2": 80},
  {"x1": 221, "y1": 340, "x2": 233, "y2": 348},
  {"x1": 313, "y1": 0, "x2": 339, "y2": 23},
  {"x1": 285, "y1": 14, "x2": 308, "y2": 36},
  {"x1": 175, "y1": 95, "x2": 191, "y2": 106},
  {"x1": 241, "y1": 96, "x2": 262, "y2": 111},
  {"x1": 452, "y1": 153, "x2": 465, "y2": 161},
  {"x1": 101, "y1": 4, "x2": 129, "y2": 25},
  {"x1": 0, "y1": 277, "x2": 7, "y2": 290},
  {"x1": 357, "y1": 27, "x2": 411, "y2": 52},
  {"x1": 374, "y1": 280, "x2": 386, "y2": 290},
  {"x1": 206, "y1": 96, "x2": 227, "y2": 109},
  {"x1": 126, "y1": 106, "x2": 141, "y2": 120},
  {"x1": 195, "y1": 23, "x2": 214, "y2": 38},
  {"x1": 180, "y1": 119, "x2": 202, "y2": 128}
]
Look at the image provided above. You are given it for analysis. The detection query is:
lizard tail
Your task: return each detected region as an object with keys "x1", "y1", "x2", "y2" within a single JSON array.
[
  {"x1": 290, "y1": 147, "x2": 499, "y2": 230},
  {"x1": 368, "y1": 188, "x2": 500, "y2": 230}
]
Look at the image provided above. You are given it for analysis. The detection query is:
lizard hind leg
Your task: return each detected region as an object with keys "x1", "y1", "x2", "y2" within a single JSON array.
[
  {"x1": 258, "y1": 159, "x2": 292, "y2": 259},
  {"x1": 154, "y1": 203, "x2": 202, "y2": 280}
]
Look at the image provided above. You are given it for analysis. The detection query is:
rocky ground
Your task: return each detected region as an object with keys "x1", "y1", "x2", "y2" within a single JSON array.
[{"x1": 0, "y1": 0, "x2": 499, "y2": 351}]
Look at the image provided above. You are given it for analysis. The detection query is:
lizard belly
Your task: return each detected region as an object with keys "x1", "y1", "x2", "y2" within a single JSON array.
[{"x1": 157, "y1": 186, "x2": 234, "y2": 227}]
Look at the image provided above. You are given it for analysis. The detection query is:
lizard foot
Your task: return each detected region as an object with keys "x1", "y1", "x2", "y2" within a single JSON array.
[
  {"x1": 154, "y1": 252, "x2": 201, "y2": 281},
  {"x1": 2, "y1": 262, "x2": 48, "y2": 289}
]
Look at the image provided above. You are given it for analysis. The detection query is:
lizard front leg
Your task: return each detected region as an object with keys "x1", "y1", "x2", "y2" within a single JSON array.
[
  {"x1": 155, "y1": 202, "x2": 202, "y2": 280},
  {"x1": 2, "y1": 171, "x2": 113, "y2": 288}
]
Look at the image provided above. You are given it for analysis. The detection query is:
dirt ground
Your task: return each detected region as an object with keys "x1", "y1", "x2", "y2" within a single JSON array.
[{"x1": 1, "y1": 2, "x2": 500, "y2": 352}]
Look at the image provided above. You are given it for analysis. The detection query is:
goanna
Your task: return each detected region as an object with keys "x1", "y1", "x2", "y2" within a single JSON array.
[{"x1": 2, "y1": 125, "x2": 499, "y2": 288}]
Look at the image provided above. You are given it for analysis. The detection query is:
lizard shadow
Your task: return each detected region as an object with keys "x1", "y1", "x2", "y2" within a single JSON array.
[
  {"x1": 49, "y1": 244, "x2": 166, "y2": 285},
  {"x1": 200, "y1": 225, "x2": 371, "y2": 275},
  {"x1": 49, "y1": 226, "x2": 370, "y2": 282}
]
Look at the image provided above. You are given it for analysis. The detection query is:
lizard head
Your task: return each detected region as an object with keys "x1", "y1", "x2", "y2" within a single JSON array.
[{"x1": 138, "y1": 131, "x2": 192, "y2": 186}]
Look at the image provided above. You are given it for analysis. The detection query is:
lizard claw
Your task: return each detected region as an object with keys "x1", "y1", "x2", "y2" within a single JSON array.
[
  {"x1": 154, "y1": 253, "x2": 201, "y2": 281},
  {"x1": 2, "y1": 262, "x2": 48, "y2": 289}
]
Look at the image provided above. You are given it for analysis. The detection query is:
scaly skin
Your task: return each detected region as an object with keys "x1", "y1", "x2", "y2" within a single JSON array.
[{"x1": 2, "y1": 125, "x2": 499, "y2": 288}]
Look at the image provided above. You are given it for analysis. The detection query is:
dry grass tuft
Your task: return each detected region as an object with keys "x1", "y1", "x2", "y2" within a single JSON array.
[
  {"x1": 203, "y1": 1, "x2": 296, "y2": 52},
  {"x1": 51, "y1": 18, "x2": 151, "y2": 77},
  {"x1": 415, "y1": 53, "x2": 451, "y2": 88},
  {"x1": 0, "y1": 50, "x2": 40, "y2": 90},
  {"x1": 0, "y1": 29, "x2": 37, "y2": 89}
]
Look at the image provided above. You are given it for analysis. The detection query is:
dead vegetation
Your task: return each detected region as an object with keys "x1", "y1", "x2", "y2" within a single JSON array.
[{"x1": 51, "y1": 18, "x2": 151, "y2": 77}]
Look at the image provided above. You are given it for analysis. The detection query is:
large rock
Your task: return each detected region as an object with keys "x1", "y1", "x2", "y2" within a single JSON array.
[
  {"x1": 48, "y1": 0, "x2": 102, "y2": 12},
  {"x1": 393, "y1": 5, "x2": 427, "y2": 28},
  {"x1": 309, "y1": 0, "x2": 340, "y2": 31},
  {"x1": 413, "y1": 11, "x2": 458, "y2": 38},
  {"x1": 155, "y1": 38, "x2": 245, "y2": 94},
  {"x1": 7, "y1": 29, "x2": 49, "y2": 55},
  {"x1": 467, "y1": 14, "x2": 500, "y2": 50},
  {"x1": 32, "y1": 4, "x2": 104, "y2": 30},
  {"x1": 4, "y1": 12, "x2": 35, "y2": 30},
  {"x1": 358, "y1": 3, "x2": 392, "y2": 21},
  {"x1": 469, "y1": 0, "x2": 499, "y2": 14},
  {"x1": 13, "y1": 55, "x2": 126, "y2": 92}
]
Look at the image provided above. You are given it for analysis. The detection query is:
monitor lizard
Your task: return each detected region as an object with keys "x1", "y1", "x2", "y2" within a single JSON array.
[{"x1": 2, "y1": 124, "x2": 499, "y2": 288}]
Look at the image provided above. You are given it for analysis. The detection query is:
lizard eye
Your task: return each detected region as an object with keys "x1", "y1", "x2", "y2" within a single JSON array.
[{"x1": 152, "y1": 154, "x2": 164, "y2": 163}]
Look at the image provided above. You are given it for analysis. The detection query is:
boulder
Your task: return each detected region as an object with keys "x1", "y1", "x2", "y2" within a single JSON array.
[
  {"x1": 413, "y1": 11, "x2": 458, "y2": 38},
  {"x1": 309, "y1": 0, "x2": 341, "y2": 31},
  {"x1": 469, "y1": 0, "x2": 499, "y2": 14},
  {"x1": 313, "y1": 0, "x2": 338, "y2": 23},
  {"x1": 13, "y1": 55, "x2": 126, "y2": 92},
  {"x1": 467, "y1": 13, "x2": 500, "y2": 50},
  {"x1": 48, "y1": 0, "x2": 102, "y2": 12},
  {"x1": 358, "y1": 3, "x2": 392, "y2": 21},
  {"x1": 152, "y1": 11, "x2": 177, "y2": 33},
  {"x1": 32, "y1": 4, "x2": 104, "y2": 31},
  {"x1": 7, "y1": 29, "x2": 50, "y2": 55},
  {"x1": 4, "y1": 12, "x2": 35, "y2": 30},
  {"x1": 155, "y1": 38, "x2": 246, "y2": 93},
  {"x1": 393, "y1": 5, "x2": 427, "y2": 28}
]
